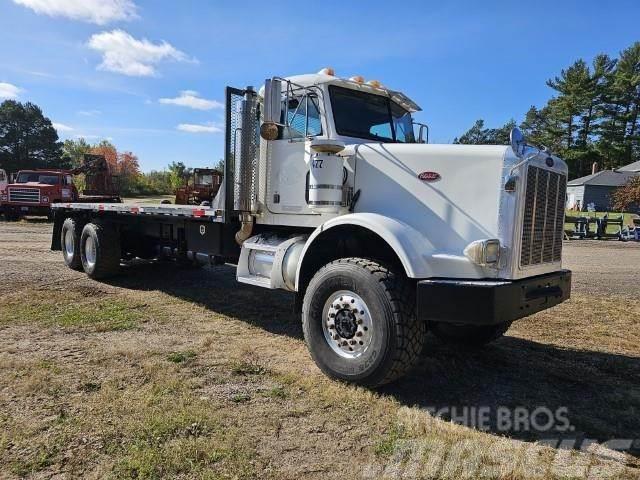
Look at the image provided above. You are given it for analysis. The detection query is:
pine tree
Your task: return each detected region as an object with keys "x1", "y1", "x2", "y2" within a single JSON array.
[
  {"x1": 454, "y1": 119, "x2": 515, "y2": 145},
  {"x1": 616, "y1": 43, "x2": 640, "y2": 164}
]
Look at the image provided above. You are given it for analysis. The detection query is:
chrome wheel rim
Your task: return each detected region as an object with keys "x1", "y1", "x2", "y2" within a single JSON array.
[
  {"x1": 322, "y1": 290, "x2": 373, "y2": 359},
  {"x1": 84, "y1": 236, "x2": 96, "y2": 268},
  {"x1": 64, "y1": 228, "x2": 74, "y2": 257}
]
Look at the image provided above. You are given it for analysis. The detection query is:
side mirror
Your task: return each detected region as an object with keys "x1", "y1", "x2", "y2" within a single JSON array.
[
  {"x1": 510, "y1": 127, "x2": 526, "y2": 158},
  {"x1": 260, "y1": 78, "x2": 281, "y2": 141}
]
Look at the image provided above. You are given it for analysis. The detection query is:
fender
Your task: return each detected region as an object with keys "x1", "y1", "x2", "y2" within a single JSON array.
[{"x1": 295, "y1": 213, "x2": 437, "y2": 290}]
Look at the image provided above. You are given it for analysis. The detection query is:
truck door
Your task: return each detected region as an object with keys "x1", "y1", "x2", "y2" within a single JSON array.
[{"x1": 266, "y1": 95, "x2": 323, "y2": 215}]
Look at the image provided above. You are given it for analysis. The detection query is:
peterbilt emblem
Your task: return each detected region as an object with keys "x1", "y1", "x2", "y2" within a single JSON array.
[
  {"x1": 418, "y1": 171, "x2": 441, "y2": 182},
  {"x1": 545, "y1": 157, "x2": 554, "y2": 167},
  {"x1": 199, "y1": 225, "x2": 206, "y2": 236}
]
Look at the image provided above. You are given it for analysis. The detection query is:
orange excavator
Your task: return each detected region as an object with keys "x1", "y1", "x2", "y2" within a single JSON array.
[{"x1": 175, "y1": 168, "x2": 222, "y2": 205}]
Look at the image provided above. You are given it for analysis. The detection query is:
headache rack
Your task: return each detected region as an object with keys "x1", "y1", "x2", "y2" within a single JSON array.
[{"x1": 519, "y1": 165, "x2": 567, "y2": 267}]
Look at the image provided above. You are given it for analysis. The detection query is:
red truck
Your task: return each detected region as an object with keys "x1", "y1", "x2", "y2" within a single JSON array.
[
  {"x1": 2, "y1": 155, "x2": 121, "y2": 221},
  {"x1": 2, "y1": 169, "x2": 78, "y2": 220}
]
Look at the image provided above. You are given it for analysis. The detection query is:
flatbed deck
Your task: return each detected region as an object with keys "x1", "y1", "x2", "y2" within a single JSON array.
[{"x1": 51, "y1": 202, "x2": 224, "y2": 222}]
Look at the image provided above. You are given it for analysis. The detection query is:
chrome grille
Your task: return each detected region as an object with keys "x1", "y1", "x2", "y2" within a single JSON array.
[
  {"x1": 520, "y1": 166, "x2": 566, "y2": 267},
  {"x1": 8, "y1": 187, "x2": 40, "y2": 203}
]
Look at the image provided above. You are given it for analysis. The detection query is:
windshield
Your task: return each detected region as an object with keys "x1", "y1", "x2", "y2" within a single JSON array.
[
  {"x1": 329, "y1": 85, "x2": 415, "y2": 143},
  {"x1": 196, "y1": 174, "x2": 213, "y2": 185},
  {"x1": 16, "y1": 172, "x2": 60, "y2": 185}
]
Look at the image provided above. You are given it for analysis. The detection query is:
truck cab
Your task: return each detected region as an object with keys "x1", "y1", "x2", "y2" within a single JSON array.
[
  {"x1": 50, "y1": 68, "x2": 571, "y2": 387},
  {"x1": 175, "y1": 168, "x2": 222, "y2": 205},
  {"x1": 3, "y1": 169, "x2": 77, "y2": 220}
]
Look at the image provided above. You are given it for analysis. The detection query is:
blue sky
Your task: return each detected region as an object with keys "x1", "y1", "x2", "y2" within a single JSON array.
[{"x1": 0, "y1": 0, "x2": 638, "y2": 172}]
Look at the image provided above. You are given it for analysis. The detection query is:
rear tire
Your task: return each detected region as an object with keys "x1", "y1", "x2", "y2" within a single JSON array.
[
  {"x1": 61, "y1": 217, "x2": 83, "y2": 270},
  {"x1": 302, "y1": 258, "x2": 425, "y2": 387},
  {"x1": 80, "y1": 222, "x2": 121, "y2": 279},
  {"x1": 429, "y1": 321, "x2": 512, "y2": 347}
]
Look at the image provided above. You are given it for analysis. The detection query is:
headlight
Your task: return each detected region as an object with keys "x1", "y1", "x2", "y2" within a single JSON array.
[
  {"x1": 1, "y1": 194, "x2": 6, "y2": 201},
  {"x1": 464, "y1": 239, "x2": 501, "y2": 267},
  {"x1": 42, "y1": 196, "x2": 49, "y2": 203}
]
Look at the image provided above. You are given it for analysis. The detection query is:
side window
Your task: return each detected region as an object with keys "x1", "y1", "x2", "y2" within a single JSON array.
[{"x1": 280, "y1": 96, "x2": 322, "y2": 139}]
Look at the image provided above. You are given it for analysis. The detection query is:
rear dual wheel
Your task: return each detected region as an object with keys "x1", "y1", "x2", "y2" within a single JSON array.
[
  {"x1": 80, "y1": 223, "x2": 121, "y2": 279},
  {"x1": 61, "y1": 218, "x2": 120, "y2": 279},
  {"x1": 60, "y1": 217, "x2": 84, "y2": 270}
]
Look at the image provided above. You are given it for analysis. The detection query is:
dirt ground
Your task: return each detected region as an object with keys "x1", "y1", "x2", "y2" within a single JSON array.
[{"x1": 0, "y1": 220, "x2": 639, "y2": 479}]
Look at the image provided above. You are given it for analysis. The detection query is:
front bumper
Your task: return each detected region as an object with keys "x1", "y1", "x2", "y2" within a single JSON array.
[
  {"x1": 4, "y1": 204, "x2": 50, "y2": 216},
  {"x1": 417, "y1": 270, "x2": 571, "y2": 326}
]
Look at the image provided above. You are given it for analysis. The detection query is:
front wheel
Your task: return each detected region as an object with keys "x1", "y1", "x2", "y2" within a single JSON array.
[{"x1": 302, "y1": 258, "x2": 425, "y2": 387}]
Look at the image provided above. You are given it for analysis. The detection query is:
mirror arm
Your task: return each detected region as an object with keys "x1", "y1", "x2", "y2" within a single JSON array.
[{"x1": 413, "y1": 122, "x2": 429, "y2": 144}]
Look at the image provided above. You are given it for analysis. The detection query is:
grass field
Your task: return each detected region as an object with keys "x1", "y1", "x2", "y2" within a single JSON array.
[{"x1": 0, "y1": 221, "x2": 639, "y2": 479}]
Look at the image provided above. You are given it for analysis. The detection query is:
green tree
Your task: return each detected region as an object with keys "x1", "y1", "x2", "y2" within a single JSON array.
[
  {"x1": 521, "y1": 42, "x2": 639, "y2": 178},
  {"x1": 62, "y1": 138, "x2": 91, "y2": 168},
  {"x1": 0, "y1": 100, "x2": 64, "y2": 172},
  {"x1": 597, "y1": 43, "x2": 640, "y2": 169},
  {"x1": 168, "y1": 161, "x2": 191, "y2": 189},
  {"x1": 454, "y1": 119, "x2": 516, "y2": 145},
  {"x1": 520, "y1": 105, "x2": 564, "y2": 152}
]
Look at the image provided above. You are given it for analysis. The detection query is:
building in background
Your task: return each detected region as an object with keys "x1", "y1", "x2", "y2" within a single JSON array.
[
  {"x1": 567, "y1": 161, "x2": 640, "y2": 211},
  {"x1": 617, "y1": 160, "x2": 640, "y2": 174}
]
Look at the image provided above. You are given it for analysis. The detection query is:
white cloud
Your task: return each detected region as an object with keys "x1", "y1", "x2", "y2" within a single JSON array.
[
  {"x1": 52, "y1": 122, "x2": 74, "y2": 132},
  {"x1": 12, "y1": 0, "x2": 137, "y2": 25},
  {"x1": 0, "y1": 82, "x2": 22, "y2": 99},
  {"x1": 159, "y1": 90, "x2": 223, "y2": 110},
  {"x1": 177, "y1": 122, "x2": 222, "y2": 134},
  {"x1": 75, "y1": 134, "x2": 112, "y2": 141},
  {"x1": 77, "y1": 109, "x2": 101, "y2": 116},
  {"x1": 88, "y1": 30, "x2": 191, "y2": 77}
]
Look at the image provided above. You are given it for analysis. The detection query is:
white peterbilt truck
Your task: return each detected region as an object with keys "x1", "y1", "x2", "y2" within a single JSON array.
[{"x1": 51, "y1": 69, "x2": 571, "y2": 386}]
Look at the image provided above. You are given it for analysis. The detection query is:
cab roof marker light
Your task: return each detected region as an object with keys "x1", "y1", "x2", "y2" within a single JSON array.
[
  {"x1": 367, "y1": 79, "x2": 383, "y2": 88},
  {"x1": 318, "y1": 67, "x2": 335, "y2": 76},
  {"x1": 349, "y1": 75, "x2": 365, "y2": 84}
]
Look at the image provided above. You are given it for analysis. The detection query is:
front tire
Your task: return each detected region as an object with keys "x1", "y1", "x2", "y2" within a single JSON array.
[
  {"x1": 61, "y1": 217, "x2": 83, "y2": 270},
  {"x1": 80, "y1": 222, "x2": 121, "y2": 279},
  {"x1": 302, "y1": 258, "x2": 425, "y2": 387},
  {"x1": 429, "y1": 321, "x2": 512, "y2": 347}
]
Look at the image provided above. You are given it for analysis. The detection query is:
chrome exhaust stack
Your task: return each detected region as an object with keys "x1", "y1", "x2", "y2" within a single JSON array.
[{"x1": 234, "y1": 87, "x2": 259, "y2": 244}]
